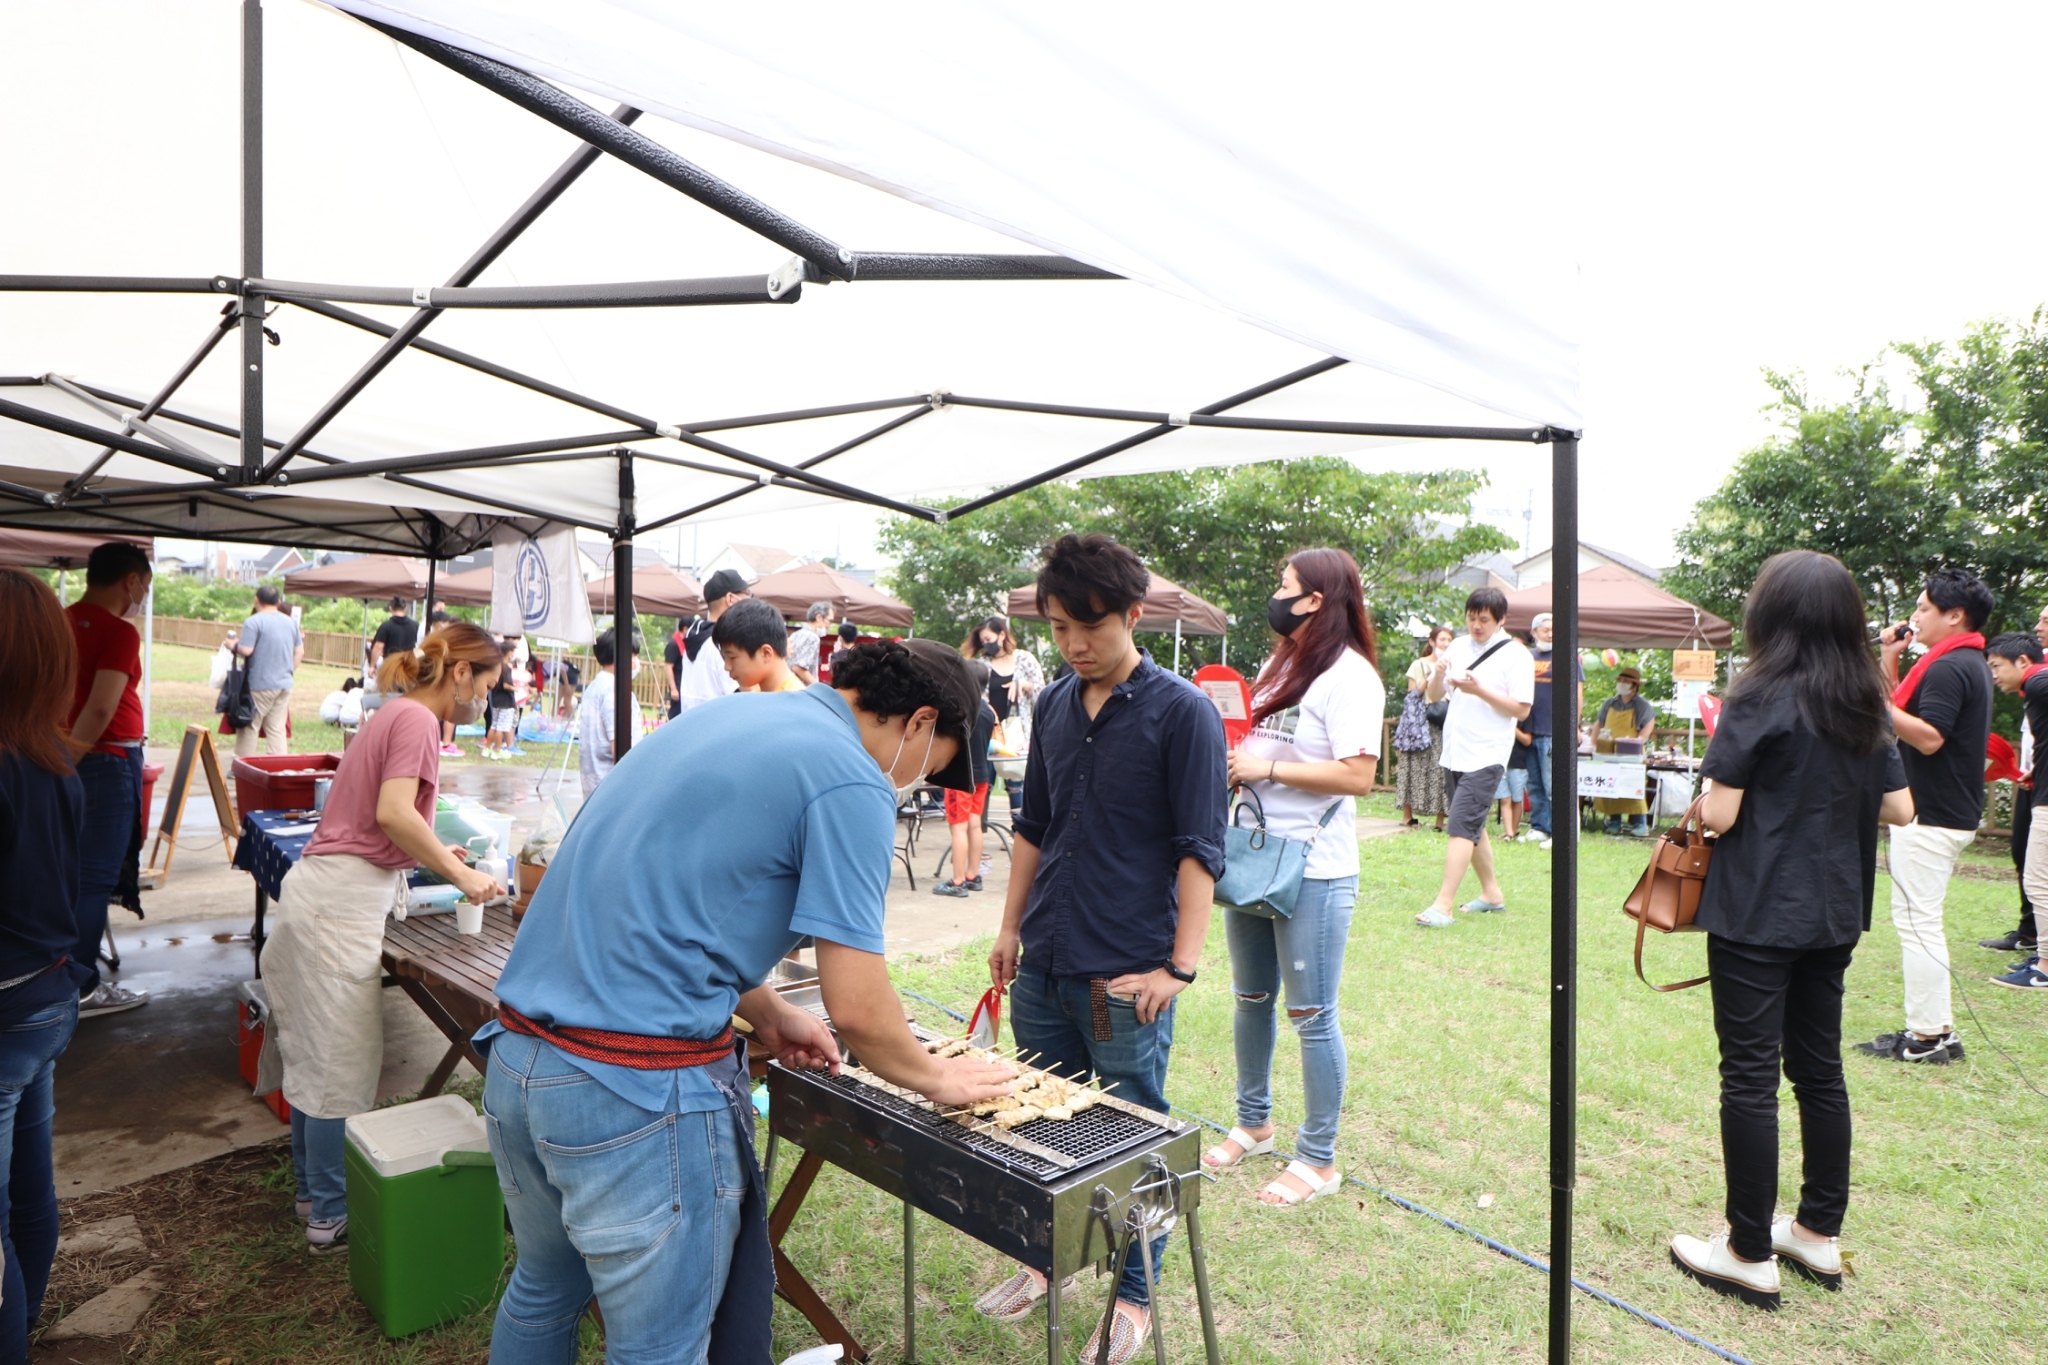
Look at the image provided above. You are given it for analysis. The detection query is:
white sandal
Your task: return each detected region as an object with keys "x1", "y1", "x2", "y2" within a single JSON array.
[
  {"x1": 1259, "y1": 1159, "x2": 1343, "y2": 1207},
  {"x1": 1201, "y1": 1126, "x2": 1274, "y2": 1171}
]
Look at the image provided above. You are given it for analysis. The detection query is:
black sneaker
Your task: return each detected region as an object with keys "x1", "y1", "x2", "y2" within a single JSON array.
[
  {"x1": 1855, "y1": 1030, "x2": 1963, "y2": 1064},
  {"x1": 963, "y1": 876, "x2": 985, "y2": 892},
  {"x1": 931, "y1": 881, "x2": 970, "y2": 898},
  {"x1": 1979, "y1": 930, "x2": 2039, "y2": 953}
]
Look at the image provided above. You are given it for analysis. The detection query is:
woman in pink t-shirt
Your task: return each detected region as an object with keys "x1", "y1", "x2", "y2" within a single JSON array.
[{"x1": 263, "y1": 623, "x2": 505, "y2": 1251}]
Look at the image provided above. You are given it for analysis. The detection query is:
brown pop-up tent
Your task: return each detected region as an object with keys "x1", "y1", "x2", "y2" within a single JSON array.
[
  {"x1": 586, "y1": 561, "x2": 707, "y2": 618},
  {"x1": 0, "y1": 527, "x2": 151, "y2": 568},
  {"x1": 1503, "y1": 564, "x2": 1732, "y2": 649},
  {"x1": 750, "y1": 562, "x2": 913, "y2": 629},
  {"x1": 1005, "y1": 573, "x2": 1227, "y2": 635},
  {"x1": 281, "y1": 554, "x2": 434, "y2": 600}
]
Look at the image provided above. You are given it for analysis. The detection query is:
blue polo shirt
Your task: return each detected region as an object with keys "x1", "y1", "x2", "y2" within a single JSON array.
[{"x1": 478, "y1": 685, "x2": 894, "y2": 1113}]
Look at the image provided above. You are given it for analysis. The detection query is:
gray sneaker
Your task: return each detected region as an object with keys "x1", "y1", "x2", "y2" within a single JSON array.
[
  {"x1": 306, "y1": 1216, "x2": 348, "y2": 1253},
  {"x1": 78, "y1": 982, "x2": 149, "y2": 1018}
]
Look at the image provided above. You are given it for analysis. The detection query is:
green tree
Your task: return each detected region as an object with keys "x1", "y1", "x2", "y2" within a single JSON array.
[{"x1": 878, "y1": 457, "x2": 1511, "y2": 673}]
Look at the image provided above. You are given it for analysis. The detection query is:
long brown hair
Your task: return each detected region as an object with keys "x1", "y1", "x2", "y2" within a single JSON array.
[
  {"x1": 377, "y1": 621, "x2": 503, "y2": 694},
  {"x1": 0, "y1": 569, "x2": 84, "y2": 775},
  {"x1": 1251, "y1": 548, "x2": 1378, "y2": 725},
  {"x1": 959, "y1": 615, "x2": 1015, "y2": 659}
]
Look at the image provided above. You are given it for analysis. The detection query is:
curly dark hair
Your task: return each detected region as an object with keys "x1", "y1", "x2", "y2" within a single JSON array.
[{"x1": 832, "y1": 640, "x2": 970, "y2": 735}]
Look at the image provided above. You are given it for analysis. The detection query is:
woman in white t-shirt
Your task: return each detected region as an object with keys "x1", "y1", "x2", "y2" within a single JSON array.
[{"x1": 1203, "y1": 548, "x2": 1385, "y2": 1207}]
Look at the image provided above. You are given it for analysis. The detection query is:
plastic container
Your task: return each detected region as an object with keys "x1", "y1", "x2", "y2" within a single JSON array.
[
  {"x1": 432, "y1": 799, "x2": 511, "y2": 860},
  {"x1": 234, "y1": 980, "x2": 289, "y2": 1124},
  {"x1": 232, "y1": 752, "x2": 343, "y2": 814},
  {"x1": 345, "y1": 1095, "x2": 503, "y2": 1338}
]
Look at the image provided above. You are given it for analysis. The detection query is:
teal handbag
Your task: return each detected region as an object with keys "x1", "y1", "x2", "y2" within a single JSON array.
[{"x1": 1214, "y1": 786, "x2": 1347, "y2": 919}]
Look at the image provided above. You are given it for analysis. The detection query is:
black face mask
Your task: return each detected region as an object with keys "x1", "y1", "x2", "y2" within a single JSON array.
[
  {"x1": 1268, "y1": 593, "x2": 1309, "y2": 636},
  {"x1": 980, "y1": 638, "x2": 1002, "y2": 658}
]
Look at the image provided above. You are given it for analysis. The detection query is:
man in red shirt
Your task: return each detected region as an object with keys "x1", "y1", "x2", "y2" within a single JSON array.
[{"x1": 65, "y1": 543, "x2": 154, "y2": 1018}]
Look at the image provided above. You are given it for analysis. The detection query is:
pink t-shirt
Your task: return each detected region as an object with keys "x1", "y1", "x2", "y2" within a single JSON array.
[{"x1": 303, "y1": 696, "x2": 443, "y2": 870}]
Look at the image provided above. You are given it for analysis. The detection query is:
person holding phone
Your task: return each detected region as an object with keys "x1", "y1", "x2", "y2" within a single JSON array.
[
  {"x1": 261, "y1": 623, "x2": 507, "y2": 1252},
  {"x1": 1395, "y1": 625, "x2": 1455, "y2": 831}
]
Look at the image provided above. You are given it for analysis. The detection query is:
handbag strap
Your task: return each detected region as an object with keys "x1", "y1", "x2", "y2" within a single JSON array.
[{"x1": 1634, "y1": 913, "x2": 1711, "y2": 993}]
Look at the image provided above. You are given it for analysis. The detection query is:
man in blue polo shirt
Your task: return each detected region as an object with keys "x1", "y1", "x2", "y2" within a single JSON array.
[
  {"x1": 985, "y1": 534, "x2": 1228, "y2": 1365},
  {"x1": 479, "y1": 639, "x2": 1013, "y2": 1365}
]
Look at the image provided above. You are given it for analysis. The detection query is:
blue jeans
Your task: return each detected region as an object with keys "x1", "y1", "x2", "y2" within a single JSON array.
[
  {"x1": 1225, "y1": 876, "x2": 1357, "y2": 1168},
  {"x1": 0, "y1": 1000, "x2": 78, "y2": 1356},
  {"x1": 483, "y1": 1031, "x2": 748, "y2": 1365},
  {"x1": 1527, "y1": 735, "x2": 1555, "y2": 835},
  {"x1": 290, "y1": 1110, "x2": 348, "y2": 1222},
  {"x1": 74, "y1": 749, "x2": 140, "y2": 991},
  {"x1": 1007, "y1": 965, "x2": 1173, "y2": 1306}
]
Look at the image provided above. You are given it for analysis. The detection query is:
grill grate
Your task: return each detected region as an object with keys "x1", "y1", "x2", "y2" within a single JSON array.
[{"x1": 810, "y1": 1069, "x2": 1165, "y2": 1181}]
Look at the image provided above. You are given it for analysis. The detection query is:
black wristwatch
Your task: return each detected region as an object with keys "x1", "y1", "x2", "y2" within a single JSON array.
[{"x1": 1162, "y1": 961, "x2": 1198, "y2": 985}]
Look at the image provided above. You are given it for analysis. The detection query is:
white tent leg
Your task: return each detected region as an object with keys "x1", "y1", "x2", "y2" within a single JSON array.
[
  {"x1": 1173, "y1": 618, "x2": 1182, "y2": 673},
  {"x1": 142, "y1": 578, "x2": 154, "y2": 740}
]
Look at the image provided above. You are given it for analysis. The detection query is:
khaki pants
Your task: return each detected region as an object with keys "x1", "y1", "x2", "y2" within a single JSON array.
[{"x1": 236, "y1": 687, "x2": 292, "y2": 756}]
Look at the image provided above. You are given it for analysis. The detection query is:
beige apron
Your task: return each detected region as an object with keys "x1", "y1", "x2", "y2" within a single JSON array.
[
  {"x1": 1593, "y1": 700, "x2": 1651, "y2": 817},
  {"x1": 262, "y1": 852, "x2": 408, "y2": 1120}
]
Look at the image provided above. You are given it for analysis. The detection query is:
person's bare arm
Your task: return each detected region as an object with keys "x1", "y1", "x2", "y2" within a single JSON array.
[
  {"x1": 369, "y1": 642, "x2": 387, "y2": 670},
  {"x1": 293, "y1": 639, "x2": 306, "y2": 669},
  {"x1": 1881, "y1": 786, "x2": 1915, "y2": 825},
  {"x1": 792, "y1": 665, "x2": 818, "y2": 686},
  {"x1": 70, "y1": 669, "x2": 128, "y2": 747},
  {"x1": 375, "y1": 776, "x2": 498, "y2": 900},
  {"x1": 989, "y1": 835, "x2": 1041, "y2": 986},
  {"x1": 1889, "y1": 704, "x2": 1945, "y2": 755},
  {"x1": 734, "y1": 983, "x2": 841, "y2": 1073},
  {"x1": 1106, "y1": 857, "x2": 1213, "y2": 1025},
  {"x1": 1226, "y1": 750, "x2": 1376, "y2": 795},
  {"x1": 1699, "y1": 779, "x2": 1742, "y2": 835},
  {"x1": 818, "y1": 941, "x2": 1013, "y2": 1105}
]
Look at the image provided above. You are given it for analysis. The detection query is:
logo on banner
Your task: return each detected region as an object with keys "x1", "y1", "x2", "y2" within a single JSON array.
[{"x1": 514, "y1": 540, "x2": 552, "y2": 629}]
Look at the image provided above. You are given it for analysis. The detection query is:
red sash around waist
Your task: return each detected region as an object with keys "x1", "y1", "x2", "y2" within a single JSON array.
[{"x1": 497, "y1": 1004, "x2": 735, "y2": 1071}]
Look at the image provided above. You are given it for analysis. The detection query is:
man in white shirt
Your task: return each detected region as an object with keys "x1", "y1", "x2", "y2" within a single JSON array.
[
  {"x1": 578, "y1": 628, "x2": 645, "y2": 797},
  {"x1": 1417, "y1": 588, "x2": 1535, "y2": 926},
  {"x1": 673, "y1": 569, "x2": 751, "y2": 713}
]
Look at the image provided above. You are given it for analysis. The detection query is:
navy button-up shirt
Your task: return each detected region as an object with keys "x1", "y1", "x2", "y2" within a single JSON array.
[{"x1": 1012, "y1": 651, "x2": 1228, "y2": 978}]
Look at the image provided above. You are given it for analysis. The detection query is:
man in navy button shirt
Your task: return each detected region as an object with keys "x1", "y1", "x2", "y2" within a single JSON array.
[{"x1": 983, "y1": 534, "x2": 1227, "y2": 1362}]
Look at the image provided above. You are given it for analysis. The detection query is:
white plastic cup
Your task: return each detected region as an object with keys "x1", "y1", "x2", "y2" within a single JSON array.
[{"x1": 456, "y1": 901, "x2": 484, "y2": 935}]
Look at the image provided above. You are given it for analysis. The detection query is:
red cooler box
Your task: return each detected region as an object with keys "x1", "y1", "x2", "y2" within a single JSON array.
[
  {"x1": 236, "y1": 981, "x2": 290, "y2": 1124},
  {"x1": 231, "y1": 753, "x2": 342, "y2": 814}
]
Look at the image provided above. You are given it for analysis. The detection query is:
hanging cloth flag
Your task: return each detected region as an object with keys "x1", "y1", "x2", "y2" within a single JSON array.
[{"x1": 491, "y1": 526, "x2": 594, "y2": 645}]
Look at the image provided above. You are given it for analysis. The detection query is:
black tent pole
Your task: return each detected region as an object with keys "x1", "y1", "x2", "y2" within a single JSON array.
[
  {"x1": 1548, "y1": 431, "x2": 1580, "y2": 1364},
  {"x1": 239, "y1": 0, "x2": 263, "y2": 481},
  {"x1": 424, "y1": 517, "x2": 440, "y2": 625},
  {"x1": 614, "y1": 450, "x2": 637, "y2": 761}
]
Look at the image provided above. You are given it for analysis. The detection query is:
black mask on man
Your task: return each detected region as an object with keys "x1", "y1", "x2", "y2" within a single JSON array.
[{"x1": 1268, "y1": 593, "x2": 1309, "y2": 636}]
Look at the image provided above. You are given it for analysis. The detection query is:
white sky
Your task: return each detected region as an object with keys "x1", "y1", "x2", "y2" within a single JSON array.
[{"x1": 15, "y1": 2, "x2": 2048, "y2": 576}]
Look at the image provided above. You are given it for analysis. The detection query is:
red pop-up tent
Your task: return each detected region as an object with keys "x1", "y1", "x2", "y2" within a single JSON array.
[{"x1": 1503, "y1": 565, "x2": 1731, "y2": 650}]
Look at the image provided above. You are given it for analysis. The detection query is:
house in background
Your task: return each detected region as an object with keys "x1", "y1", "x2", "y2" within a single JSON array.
[
  {"x1": 1511, "y1": 541, "x2": 1664, "y2": 590},
  {"x1": 696, "y1": 542, "x2": 805, "y2": 585},
  {"x1": 217, "y1": 544, "x2": 306, "y2": 584}
]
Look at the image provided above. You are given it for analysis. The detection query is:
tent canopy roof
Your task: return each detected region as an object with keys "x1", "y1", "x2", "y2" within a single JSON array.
[
  {"x1": 0, "y1": 0, "x2": 1578, "y2": 553},
  {"x1": 586, "y1": 561, "x2": 706, "y2": 618},
  {"x1": 0, "y1": 528, "x2": 151, "y2": 570},
  {"x1": 1007, "y1": 574, "x2": 1228, "y2": 637},
  {"x1": 281, "y1": 553, "x2": 434, "y2": 600},
  {"x1": 1503, "y1": 564, "x2": 1732, "y2": 650},
  {"x1": 749, "y1": 562, "x2": 911, "y2": 629}
]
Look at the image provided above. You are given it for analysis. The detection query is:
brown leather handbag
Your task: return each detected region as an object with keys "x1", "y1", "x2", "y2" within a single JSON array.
[{"x1": 1621, "y1": 796, "x2": 1714, "y2": 992}]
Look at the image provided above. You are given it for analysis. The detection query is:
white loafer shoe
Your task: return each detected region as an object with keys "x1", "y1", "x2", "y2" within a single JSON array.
[
  {"x1": 1771, "y1": 1216, "x2": 1845, "y2": 1290},
  {"x1": 1671, "y1": 1231, "x2": 1780, "y2": 1311}
]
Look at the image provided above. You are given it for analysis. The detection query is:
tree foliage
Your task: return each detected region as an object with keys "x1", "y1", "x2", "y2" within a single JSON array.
[
  {"x1": 877, "y1": 457, "x2": 1512, "y2": 671},
  {"x1": 1667, "y1": 310, "x2": 2048, "y2": 640}
]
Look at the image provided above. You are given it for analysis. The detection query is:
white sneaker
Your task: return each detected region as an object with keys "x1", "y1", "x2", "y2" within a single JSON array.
[
  {"x1": 306, "y1": 1216, "x2": 348, "y2": 1254},
  {"x1": 1671, "y1": 1231, "x2": 1780, "y2": 1310},
  {"x1": 79, "y1": 982, "x2": 149, "y2": 1018},
  {"x1": 1771, "y1": 1215, "x2": 1844, "y2": 1290},
  {"x1": 1538, "y1": 836, "x2": 1554, "y2": 851}
]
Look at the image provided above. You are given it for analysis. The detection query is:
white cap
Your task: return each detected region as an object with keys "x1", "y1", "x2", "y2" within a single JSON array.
[{"x1": 1531, "y1": 612, "x2": 1554, "y2": 630}]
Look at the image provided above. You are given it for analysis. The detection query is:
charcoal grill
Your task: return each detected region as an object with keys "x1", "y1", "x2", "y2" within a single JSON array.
[{"x1": 767, "y1": 1048, "x2": 1222, "y2": 1365}]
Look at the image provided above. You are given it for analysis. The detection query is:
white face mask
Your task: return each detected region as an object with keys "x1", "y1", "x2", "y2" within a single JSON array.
[
  {"x1": 450, "y1": 668, "x2": 488, "y2": 726},
  {"x1": 1615, "y1": 683, "x2": 1636, "y2": 700},
  {"x1": 885, "y1": 719, "x2": 938, "y2": 799}
]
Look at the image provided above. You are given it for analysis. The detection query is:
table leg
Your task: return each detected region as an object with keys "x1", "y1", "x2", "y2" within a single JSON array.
[
  {"x1": 1185, "y1": 1207, "x2": 1223, "y2": 1365},
  {"x1": 391, "y1": 977, "x2": 488, "y2": 1076},
  {"x1": 418, "y1": 1041, "x2": 466, "y2": 1099},
  {"x1": 1045, "y1": 1269, "x2": 1063, "y2": 1365},
  {"x1": 767, "y1": 1150, "x2": 869, "y2": 1361},
  {"x1": 903, "y1": 1200, "x2": 916, "y2": 1364},
  {"x1": 252, "y1": 887, "x2": 269, "y2": 975}
]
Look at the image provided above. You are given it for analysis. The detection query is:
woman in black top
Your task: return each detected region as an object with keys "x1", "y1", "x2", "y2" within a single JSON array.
[
  {"x1": 0, "y1": 570, "x2": 96, "y2": 1354},
  {"x1": 1669, "y1": 551, "x2": 1914, "y2": 1311}
]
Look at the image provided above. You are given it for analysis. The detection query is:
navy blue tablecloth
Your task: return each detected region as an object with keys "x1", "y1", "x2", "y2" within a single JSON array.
[{"x1": 232, "y1": 808, "x2": 322, "y2": 901}]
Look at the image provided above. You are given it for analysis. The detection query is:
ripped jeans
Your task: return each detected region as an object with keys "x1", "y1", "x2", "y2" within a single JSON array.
[{"x1": 1225, "y1": 876, "x2": 1357, "y2": 1168}]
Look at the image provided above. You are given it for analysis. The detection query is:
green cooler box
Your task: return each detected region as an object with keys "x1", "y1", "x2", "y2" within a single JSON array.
[{"x1": 345, "y1": 1094, "x2": 505, "y2": 1337}]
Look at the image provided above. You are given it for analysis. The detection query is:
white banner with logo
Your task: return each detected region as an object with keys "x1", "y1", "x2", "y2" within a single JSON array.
[{"x1": 490, "y1": 526, "x2": 594, "y2": 644}]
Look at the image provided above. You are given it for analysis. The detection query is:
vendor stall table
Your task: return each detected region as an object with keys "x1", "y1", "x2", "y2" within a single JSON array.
[
  {"x1": 380, "y1": 905, "x2": 518, "y2": 1101},
  {"x1": 232, "y1": 807, "x2": 322, "y2": 962}
]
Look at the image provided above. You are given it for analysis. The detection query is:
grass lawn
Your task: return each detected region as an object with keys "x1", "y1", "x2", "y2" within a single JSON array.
[{"x1": 81, "y1": 708, "x2": 2047, "y2": 1363}]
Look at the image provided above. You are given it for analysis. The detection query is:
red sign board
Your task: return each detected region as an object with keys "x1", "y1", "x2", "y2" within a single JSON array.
[{"x1": 1193, "y1": 665, "x2": 1254, "y2": 747}]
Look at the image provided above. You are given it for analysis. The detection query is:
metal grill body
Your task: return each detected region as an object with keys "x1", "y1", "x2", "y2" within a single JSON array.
[{"x1": 768, "y1": 1061, "x2": 1202, "y2": 1281}]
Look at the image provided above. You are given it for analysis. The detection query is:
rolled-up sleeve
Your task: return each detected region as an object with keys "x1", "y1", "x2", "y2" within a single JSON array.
[{"x1": 1164, "y1": 694, "x2": 1228, "y2": 878}]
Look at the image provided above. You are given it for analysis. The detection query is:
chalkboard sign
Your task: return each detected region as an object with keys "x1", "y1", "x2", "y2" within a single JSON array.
[{"x1": 143, "y1": 725, "x2": 237, "y2": 886}]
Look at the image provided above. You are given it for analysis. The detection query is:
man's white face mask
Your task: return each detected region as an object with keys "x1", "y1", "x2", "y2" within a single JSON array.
[{"x1": 886, "y1": 719, "x2": 937, "y2": 801}]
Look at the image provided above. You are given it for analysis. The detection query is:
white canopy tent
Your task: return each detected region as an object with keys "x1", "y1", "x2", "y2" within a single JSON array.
[{"x1": 0, "y1": 3, "x2": 1593, "y2": 1358}]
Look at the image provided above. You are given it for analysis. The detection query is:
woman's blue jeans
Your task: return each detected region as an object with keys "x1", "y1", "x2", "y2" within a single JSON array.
[
  {"x1": 0, "y1": 999, "x2": 78, "y2": 1355},
  {"x1": 289, "y1": 1109, "x2": 348, "y2": 1222},
  {"x1": 1225, "y1": 875, "x2": 1357, "y2": 1169},
  {"x1": 482, "y1": 1031, "x2": 748, "y2": 1365}
]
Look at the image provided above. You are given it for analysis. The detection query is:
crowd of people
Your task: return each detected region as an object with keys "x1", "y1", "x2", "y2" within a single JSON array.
[{"x1": 11, "y1": 529, "x2": 2048, "y2": 1355}]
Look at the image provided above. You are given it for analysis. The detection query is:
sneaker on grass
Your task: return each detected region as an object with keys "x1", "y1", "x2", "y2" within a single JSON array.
[
  {"x1": 1980, "y1": 929, "x2": 2039, "y2": 953},
  {"x1": 306, "y1": 1216, "x2": 347, "y2": 1253},
  {"x1": 1854, "y1": 1030, "x2": 1964, "y2": 1064},
  {"x1": 1990, "y1": 960, "x2": 2048, "y2": 991},
  {"x1": 78, "y1": 982, "x2": 148, "y2": 1019}
]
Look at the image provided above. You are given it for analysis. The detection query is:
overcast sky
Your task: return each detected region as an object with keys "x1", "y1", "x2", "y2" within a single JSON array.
[{"x1": 14, "y1": 2, "x2": 2048, "y2": 579}]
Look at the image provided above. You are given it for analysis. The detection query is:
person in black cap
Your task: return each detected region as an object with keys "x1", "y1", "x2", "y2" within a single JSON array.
[
  {"x1": 473, "y1": 636, "x2": 1010, "y2": 1363},
  {"x1": 366, "y1": 596, "x2": 418, "y2": 675},
  {"x1": 671, "y1": 568, "x2": 752, "y2": 715}
]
